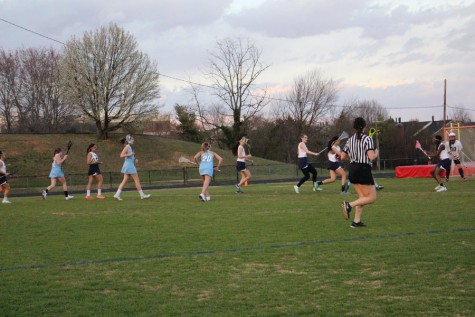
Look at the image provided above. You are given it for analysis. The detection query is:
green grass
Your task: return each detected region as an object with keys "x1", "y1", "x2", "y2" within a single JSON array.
[{"x1": 0, "y1": 178, "x2": 474, "y2": 316}]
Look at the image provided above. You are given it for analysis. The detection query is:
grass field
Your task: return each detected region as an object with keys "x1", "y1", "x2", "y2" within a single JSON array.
[{"x1": 0, "y1": 178, "x2": 474, "y2": 316}]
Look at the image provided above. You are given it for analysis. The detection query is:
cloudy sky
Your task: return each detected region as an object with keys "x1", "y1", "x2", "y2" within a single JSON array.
[{"x1": 1, "y1": 0, "x2": 474, "y2": 122}]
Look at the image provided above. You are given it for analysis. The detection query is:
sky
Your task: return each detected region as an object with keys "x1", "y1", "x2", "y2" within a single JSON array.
[{"x1": 1, "y1": 0, "x2": 474, "y2": 122}]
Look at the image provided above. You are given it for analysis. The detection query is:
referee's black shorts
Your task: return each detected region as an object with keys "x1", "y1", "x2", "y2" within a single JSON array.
[{"x1": 348, "y1": 163, "x2": 374, "y2": 185}]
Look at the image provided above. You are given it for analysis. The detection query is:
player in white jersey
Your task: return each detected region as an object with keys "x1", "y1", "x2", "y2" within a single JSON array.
[
  {"x1": 445, "y1": 132, "x2": 465, "y2": 181},
  {"x1": 85, "y1": 144, "x2": 105, "y2": 200},
  {"x1": 293, "y1": 134, "x2": 320, "y2": 193},
  {"x1": 429, "y1": 135, "x2": 450, "y2": 192},
  {"x1": 0, "y1": 151, "x2": 12, "y2": 203},
  {"x1": 233, "y1": 136, "x2": 253, "y2": 194},
  {"x1": 315, "y1": 136, "x2": 349, "y2": 193},
  {"x1": 193, "y1": 142, "x2": 223, "y2": 201}
]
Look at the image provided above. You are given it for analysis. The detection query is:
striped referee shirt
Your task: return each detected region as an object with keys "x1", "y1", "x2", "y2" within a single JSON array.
[{"x1": 342, "y1": 133, "x2": 375, "y2": 166}]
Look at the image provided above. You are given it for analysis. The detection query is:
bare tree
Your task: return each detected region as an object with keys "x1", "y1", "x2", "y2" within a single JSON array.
[
  {"x1": 346, "y1": 99, "x2": 390, "y2": 124},
  {"x1": 450, "y1": 105, "x2": 472, "y2": 123},
  {"x1": 60, "y1": 23, "x2": 160, "y2": 139},
  {"x1": 0, "y1": 50, "x2": 20, "y2": 132},
  {"x1": 278, "y1": 69, "x2": 337, "y2": 136},
  {"x1": 0, "y1": 48, "x2": 76, "y2": 133},
  {"x1": 196, "y1": 37, "x2": 270, "y2": 148}
]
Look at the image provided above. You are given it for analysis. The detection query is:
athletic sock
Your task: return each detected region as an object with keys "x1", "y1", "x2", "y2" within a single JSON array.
[
  {"x1": 45, "y1": 189, "x2": 49, "y2": 193},
  {"x1": 87, "y1": 190, "x2": 91, "y2": 196},
  {"x1": 139, "y1": 190, "x2": 145, "y2": 197},
  {"x1": 317, "y1": 181, "x2": 323, "y2": 186},
  {"x1": 341, "y1": 185, "x2": 345, "y2": 192},
  {"x1": 64, "y1": 191, "x2": 69, "y2": 197},
  {"x1": 98, "y1": 189, "x2": 102, "y2": 195},
  {"x1": 459, "y1": 168, "x2": 465, "y2": 178},
  {"x1": 115, "y1": 189, "x2": 122, "y2": 196}
]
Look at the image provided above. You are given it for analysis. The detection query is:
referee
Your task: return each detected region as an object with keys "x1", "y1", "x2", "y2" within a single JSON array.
[{"x1": 340, "y1": 117, "x2": 379, "y2": 228}]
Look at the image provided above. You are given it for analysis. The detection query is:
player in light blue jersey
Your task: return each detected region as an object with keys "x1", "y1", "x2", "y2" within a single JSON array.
[
  {"x1": 42, "y1": 147, "x2": 74, "y2": 200},
  {"x1": 113, "y1": 135, "x2": 151, "y2": 200},
  {"x1": 193, "y1": 142, "x2": 223, "y2": 202}
]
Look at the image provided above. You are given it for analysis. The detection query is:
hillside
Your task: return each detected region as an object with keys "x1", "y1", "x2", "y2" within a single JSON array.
[{"x1": 0, "y1": 134, "x2": 282, "y2": 176}]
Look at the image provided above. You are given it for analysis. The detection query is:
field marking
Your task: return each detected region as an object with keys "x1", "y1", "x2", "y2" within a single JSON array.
[{"x1": 1, "y1": 227, "x2": 473, "y2": 272}]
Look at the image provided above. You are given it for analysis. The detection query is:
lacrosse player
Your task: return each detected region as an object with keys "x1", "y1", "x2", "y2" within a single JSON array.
[
  {"x1": 445, "y1": 132, "x2": 466, "y2": 181},
  {"x1": 193, "y1": 142, "x2": 223, "y2": 202},
  {"x1": 0, "y1": 151, "x2": 12, "y2": 204},
  {"x1": 85, "y1": 144, "x2": 105, "y2": 200},
  {"x1": 315, "y1": 136, "x2": 349, "y2": 193},
  {"x1": 42, "y1": 148, "x2": 74, "y2": 200}
]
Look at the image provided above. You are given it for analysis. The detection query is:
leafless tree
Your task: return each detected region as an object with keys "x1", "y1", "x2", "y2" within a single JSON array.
[
  {"x1": 196, "y1": 37, "x2": 270, "y2": 148},
  {"x1": 0, "y1": 50, "x2": 20, "y2": 132},
  {"x1": 60, "y1": 23, "x2": 161, "y2": 139},
  {"x1": 273, "y1": 68, "x2": 337, "y2": 154},
  {"x1": 450, "y1": 105, "x2": 472, "y2": 123},
  {"x1": 0, "y1": 48, "x2": 76, "y2": 133},
  {"x1": 345, "y1": 99, "x2": 390, "y2": 124}
]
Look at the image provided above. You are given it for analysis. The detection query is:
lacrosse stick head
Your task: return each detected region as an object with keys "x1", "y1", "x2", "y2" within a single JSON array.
[
  {"x1": 338, "y1": 131, "x2": 349, "y2": 141},
  {"x1": 415, "y1": 140, "x2": 422, "y2": 150},
  {"x1": 125, "y1": 134, "x2": 134, "y2": 144},
  {"x1": 66, "y1": 140, "x2": 73, "y2": 154},
  {"x1": 178, "y1": 156, "x2": 196, "y2": 164}
]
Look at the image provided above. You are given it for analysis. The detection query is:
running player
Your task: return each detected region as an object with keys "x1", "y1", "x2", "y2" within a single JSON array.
[
  {"x1": 315, "y1": 136, "x2": 349, "y2": 193},
  {"x1": 42, "y1": 148, "x2": 74, "y2": 200},
  {"x1": 0, "y1": 151, "x2": 12, "y2": 204},
  {"x1": 113, "y1": 135, "x2": 151, "y2": 200},
  {"x1": 430, "y1": 135, "x2": 450, "y2": 192},
  {"x1": 340, "y1": 117, "x2": 379, "y2": 228},
  {"x1": 193, "y1": 142, "x2": 223, "y2": 202},
  {"x1": 445, "y1": 132, "x2": 465, "y2": 181},
  {"x1": 233, "y1": 136, "x2": 252, "y2": 194},
  {"x1": 85, "y1": 144, "x2": 105, "y2": 200},
  {"x1": 293, "y1": 134, "x2": 321, "y2": 193}
]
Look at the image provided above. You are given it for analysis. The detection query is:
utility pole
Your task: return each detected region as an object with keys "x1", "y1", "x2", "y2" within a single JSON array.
[{"x1": 443, "y1": 79, "x2": 447, "y2": 140}]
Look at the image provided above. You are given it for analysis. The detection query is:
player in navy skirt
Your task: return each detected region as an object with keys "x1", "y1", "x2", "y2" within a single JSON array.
[
  {"x1": 85, "y1": 144, "x2": 105, "y2": 200},
  {"x1": 0, "y1": 151, "x2": 12, "y2": 204},
  {"x1": 294, "y1": 134, "x2": 321, "y2": 193},
  {"x1": 315, "y1": 136, "x2": 349, "y2": 193},
  {"x1": 430, "y1": 135, "x2": 450, "y2": 192},
  {"x1": 233, "y1": 137, "x2": 253, "y2": 193}
]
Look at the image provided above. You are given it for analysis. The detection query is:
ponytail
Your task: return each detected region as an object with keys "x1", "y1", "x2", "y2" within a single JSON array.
[
  {"x1": 86, "y1": 143, "x2": 95, "y2": 154},
  {"x1": 353, "y1": 117, "x2": 366, "y2": 140},
  {"x1": 327, "y1": 136, "x2": 338, "y2": 152}
]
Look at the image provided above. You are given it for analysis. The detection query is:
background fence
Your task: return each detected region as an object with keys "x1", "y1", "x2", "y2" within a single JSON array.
[{"x1": 6, "y1": 160, "x2": 403, "y2": 196}]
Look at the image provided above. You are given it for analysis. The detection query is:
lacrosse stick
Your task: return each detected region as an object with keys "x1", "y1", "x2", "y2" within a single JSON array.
[
  {"x1": 415, "y1": 140, "x2": 431, "y2": 159},
  {"x1": 178, "y1": 156, "x2": 197, "y2": 165},
  {"x1": 66, "y1": 140, "x2": 73, "y2": 155},
  {"x1": 317, "y1": 131, "x2": 349, "y2": 155}
]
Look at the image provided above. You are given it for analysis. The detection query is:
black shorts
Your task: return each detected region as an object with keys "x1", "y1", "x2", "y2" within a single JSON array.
[
  {"x1": 236, "y1": 161, "x2": 248, "y2": 172},
  {"x1": 88, "y1": 164, "x2": 101, "y2": 176},
  {"x1": 437, "y1": 159, "x2": 451, "y2": 171},
  {"x1": 348, "y1": 163, "x2": 374, "y2": 185},
  {"x1": 327, "y1": 161, "x2": 341, "y2": 171},
  {"x1": 0, "y1": 175, "x2": 7, "y2": 185},
  {"x1": 453, "y1": 159, "x2": 461, "y2": 165},
  {"x1": 298, "y1": 157, "x2": 309, "y2": 170}
]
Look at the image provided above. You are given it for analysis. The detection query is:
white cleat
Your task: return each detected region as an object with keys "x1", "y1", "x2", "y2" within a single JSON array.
[
  {"x1": 436, "y1": 186, "x2": 447, "y2": 192},
  {"x1": 293, "y1": 185, "x2": 300, "y2": 194},
  {"x1": 114, "y1": 194, "x2": 123, "y2": 201},
  {"x1": 41, "y1": 190, "x2": 47, "y2": 200},
  {"x1": 2, "y1": 200, "x2": 11, "y2": 204},
  {"x1": 141, "y1": 194, "x2": 151, "y2": 199},
  {"x1": 65, "y1": 195, "x2": 74, "y2": 200},
  {"x1": 199, "y1": 193, "x2": 206, "y2": 202},
  {"x1": 434, "y1": 185, "x2": 442, "y2": 190}
]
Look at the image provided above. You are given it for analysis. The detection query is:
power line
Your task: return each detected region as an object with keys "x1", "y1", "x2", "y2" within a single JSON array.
[
  {"x1": 1, "y1": 17, "x2": 473, "y2": 113},
  {"x1": 0, "y1": 17, "x2": 65, "y2": 45}
]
